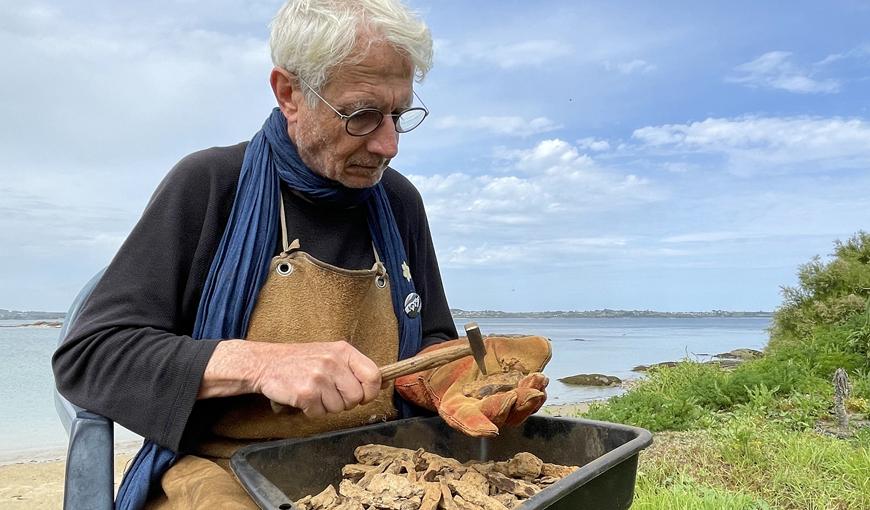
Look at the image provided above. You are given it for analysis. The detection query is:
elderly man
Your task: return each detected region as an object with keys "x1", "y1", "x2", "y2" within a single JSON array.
[{"x1": 53, "y1": 0, "x2": 550, "y2": 508}]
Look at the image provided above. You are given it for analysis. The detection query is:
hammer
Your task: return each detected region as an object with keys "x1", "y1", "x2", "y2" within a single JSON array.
[
  {"x1": 380, "y1": 322, "x2": 488, "y2": 381},
  {"x1": 270, "y1": 322, "x2": 487, "y2": 413}
]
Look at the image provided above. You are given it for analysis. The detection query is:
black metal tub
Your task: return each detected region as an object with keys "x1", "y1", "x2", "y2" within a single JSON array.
[{"x1": 231, "y1": 415, "x2": 652, "y2": 509}]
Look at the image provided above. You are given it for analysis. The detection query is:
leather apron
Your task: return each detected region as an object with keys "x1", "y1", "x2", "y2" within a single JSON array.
[{"x1": 145, "y1": 198, "x2": 400, "y2": 509}]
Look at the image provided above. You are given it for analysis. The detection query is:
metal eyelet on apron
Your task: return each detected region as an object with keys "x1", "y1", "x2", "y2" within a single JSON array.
[
  {"x1": 375, "y1": 274, "x2": 387, "y2": 288},
  {"x1": 276, "y1": 262, "x2": 293, "y2": 276}
]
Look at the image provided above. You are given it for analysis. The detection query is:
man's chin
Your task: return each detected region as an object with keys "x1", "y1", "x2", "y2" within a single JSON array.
[{"x1": 340, "y1": 166, "x2": 385, "y2": 188}]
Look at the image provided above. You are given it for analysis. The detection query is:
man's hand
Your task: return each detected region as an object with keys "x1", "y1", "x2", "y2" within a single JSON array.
[{"x1": 198, "y1": 340, "x2": 382, "y2": 417}]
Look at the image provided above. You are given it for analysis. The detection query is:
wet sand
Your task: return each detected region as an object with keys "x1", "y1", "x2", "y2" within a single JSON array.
[{"x1": 0, "y1": 441, "x2": 139, "y2": 509}]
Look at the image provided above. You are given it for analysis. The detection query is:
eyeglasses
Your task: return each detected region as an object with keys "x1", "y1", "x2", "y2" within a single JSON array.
[{"x1": 297, "y1": 76, "x2": 429, "y2": 137}]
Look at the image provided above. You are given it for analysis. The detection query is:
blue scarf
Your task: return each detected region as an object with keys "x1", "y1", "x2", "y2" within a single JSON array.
[{"x1": 116, "y1": 108, "x2": 422, "y2": 509}]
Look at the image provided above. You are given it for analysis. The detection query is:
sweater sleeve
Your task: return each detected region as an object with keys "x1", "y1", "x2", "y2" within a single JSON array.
[{"x1": 52, "y1": 145, "x2": 244, "y2": 451}]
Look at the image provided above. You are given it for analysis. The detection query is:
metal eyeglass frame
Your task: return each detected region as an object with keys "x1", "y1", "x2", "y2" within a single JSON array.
[{"x1": 296, "y1": 75, "x2": 429, "y2": 136}]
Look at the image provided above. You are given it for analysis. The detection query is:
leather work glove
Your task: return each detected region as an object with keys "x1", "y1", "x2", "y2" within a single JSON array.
[{"x1": 395, "y1": 336, "x2": 552, "y2": 437}]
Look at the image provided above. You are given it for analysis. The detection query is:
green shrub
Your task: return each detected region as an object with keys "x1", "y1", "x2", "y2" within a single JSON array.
[
  {"x1": 584, "y1": 389, "x2": 708, "y2": 431},
  {"x1": 585, "y1": 362, "x2": 724, "y2": 430},
  {"x1": 585, "y1": 231, "x2": 870, "y2": 507},
  {"x1": 773, "y1": 231, "x2": 870, "y2": 347}
]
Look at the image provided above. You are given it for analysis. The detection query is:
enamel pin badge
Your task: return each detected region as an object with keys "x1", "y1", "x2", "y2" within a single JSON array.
[{"x1": 404, "y1": 292, "x2": 422, "y2": 318}]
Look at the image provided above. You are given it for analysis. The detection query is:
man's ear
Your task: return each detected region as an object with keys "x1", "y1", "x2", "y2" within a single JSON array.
[{"x1": 270, "y1": 67, "x2": 301, "y2": 122}]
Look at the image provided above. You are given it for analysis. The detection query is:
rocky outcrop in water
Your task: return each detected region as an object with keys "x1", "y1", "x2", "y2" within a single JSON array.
[
  {"x1": 713, "y1": 348, "x2": 763, "y2": 360},
  {"x1": 558, "y1": 374, "x2": 622, "y2": 386},
  {"x1": 631, "y1": 348, "x2": 765, "y2": 373},
  {"x1": 632, "y1": 361, "x2": 679, "y2": 372}
]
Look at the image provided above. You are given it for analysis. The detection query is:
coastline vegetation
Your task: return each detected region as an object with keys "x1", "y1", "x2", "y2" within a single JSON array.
[
  {"x1": 0, "y1": 309, "x2": 65, "y2": 320},
  {"x1": 584, "y1": 231, "x2": 870, "y2": 509},
  {"x1": 0, "y1": 308, "x2": 774, "y2": 321}
]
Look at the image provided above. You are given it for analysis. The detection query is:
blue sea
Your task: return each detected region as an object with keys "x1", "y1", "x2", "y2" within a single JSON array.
[{"x1": 0, "y1": 316, "x2": 770, "y2": 460}]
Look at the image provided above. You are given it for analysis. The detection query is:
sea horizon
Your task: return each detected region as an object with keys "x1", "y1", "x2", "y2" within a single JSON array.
[{"x1": 2, "y1": 307, "x2": 775, "y2": 321}]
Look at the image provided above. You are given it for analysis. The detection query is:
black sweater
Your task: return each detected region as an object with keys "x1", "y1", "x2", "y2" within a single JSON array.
[{"x1": 52, "y1": 142, "x2": 456, "y2": 451}]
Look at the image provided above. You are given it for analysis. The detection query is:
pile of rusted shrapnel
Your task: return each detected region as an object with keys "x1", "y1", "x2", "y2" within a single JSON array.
[{"x1": 294, "y1": 444, "x2": 578, "y2": 510}]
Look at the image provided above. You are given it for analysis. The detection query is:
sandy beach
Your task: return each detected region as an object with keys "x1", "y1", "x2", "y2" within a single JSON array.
[
  {"x1": 0, "y1": 441, "x2": 139, "y2": 509},
  {"x1": 0, "y1": 403, "x2": 599, "y2": 509}
]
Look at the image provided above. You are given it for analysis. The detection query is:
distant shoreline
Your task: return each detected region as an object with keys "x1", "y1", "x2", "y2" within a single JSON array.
[
  {"x1": 451, "y1": 309, "x2": 773, "y2": 319},
  {"x1": 0, "y1": 310, "x2": 65, "y2": 321},
  {"x1": 2, "y1": 308, "x2": 773, "y2": 321}
]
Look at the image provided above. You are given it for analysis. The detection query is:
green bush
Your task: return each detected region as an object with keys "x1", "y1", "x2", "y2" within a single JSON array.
[
  {"x1": 585, "y1": 362, "x2": 724, "y2": 430},
  {"x1": 772, "y1": 231, "x2": 870, "y2": 348},
  {"x1": 584, "y1": 231, "x2": 870, "y2": 507},
  {"x1": 585, "y1": 387, "x2": 710, "y2": 431}
]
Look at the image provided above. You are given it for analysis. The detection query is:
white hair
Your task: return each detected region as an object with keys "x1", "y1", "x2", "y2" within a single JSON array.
[{"x1": 270, "y1": 0, "x2": 433, "y2": 103}]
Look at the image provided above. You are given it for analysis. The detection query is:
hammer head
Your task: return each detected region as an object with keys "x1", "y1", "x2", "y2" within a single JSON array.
[{"x1": 464, "y1": 322, "x2": 488, "y2": 376}]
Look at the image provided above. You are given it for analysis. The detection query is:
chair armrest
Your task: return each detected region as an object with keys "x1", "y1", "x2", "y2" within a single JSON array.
[
  {"x1": 55, "y1": 268, "x2": 115, "y2": 510},
  {"x1": 63, "y1": 410, "x2": 114, "y2": 509}
]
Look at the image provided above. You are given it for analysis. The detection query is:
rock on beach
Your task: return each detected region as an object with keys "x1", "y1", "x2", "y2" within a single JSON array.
[
  {"x1": 632, "y1": 361, "x2": 679, "y2": 372},
  {"x1": 631, "y1": 348, "x2": 764, "y2": 373},
  {"x1": 558, "y1": 373, "x2": 622, "y2": 386},
  {"x1": 713, "y1": 348, "x2": 763, "y2": 360}
]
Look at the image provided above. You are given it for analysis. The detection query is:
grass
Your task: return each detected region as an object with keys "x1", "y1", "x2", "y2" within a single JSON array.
[
  {"x1": 634, "y1": 474, "x2": 771, "y2": 510},
  {"x1": 576, "y1": 361, "x2": 870, "y2": 508},
  {"x1": 578, "y1": 359, "x2": 870, "y2": 508},
  {"x1": 618, "y1": 418, "x2": 870, "y2": 509},
  {"x1": 575, "y1": 233, "x2": 870, "y2": 508}
]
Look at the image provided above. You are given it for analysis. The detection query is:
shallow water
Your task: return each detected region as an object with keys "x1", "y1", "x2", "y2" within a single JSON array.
[
  {"x1": 453, "y1": 317, "x2": 770, "y2": 404},
  {"x1": 1, "y1": 316, "x2": 769, "y2": 456}
]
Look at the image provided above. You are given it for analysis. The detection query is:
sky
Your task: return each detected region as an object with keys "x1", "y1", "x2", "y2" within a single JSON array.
[{"x1": 1, "y1": 0, "x2": 869, "y2": 313}]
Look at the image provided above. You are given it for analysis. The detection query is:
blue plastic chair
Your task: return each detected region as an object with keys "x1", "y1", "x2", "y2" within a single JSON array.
[{"x1": 54, "y1": 269, "x2": 115, "y2": 510}]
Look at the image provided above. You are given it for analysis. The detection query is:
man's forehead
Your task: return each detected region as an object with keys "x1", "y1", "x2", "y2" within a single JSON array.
[{"x1": 326, "y1": 71, "x2": 414, "y2": 108}]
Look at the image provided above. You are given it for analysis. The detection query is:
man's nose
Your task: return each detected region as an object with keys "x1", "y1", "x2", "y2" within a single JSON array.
[{"x1": 366, "y1": 115, "x2": 399, "y2": 159}]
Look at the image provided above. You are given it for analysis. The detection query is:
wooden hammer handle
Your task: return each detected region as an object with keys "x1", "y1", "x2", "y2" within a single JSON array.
[{"x1": 379, "y1": 343, "x2": 472, "y2": 382}]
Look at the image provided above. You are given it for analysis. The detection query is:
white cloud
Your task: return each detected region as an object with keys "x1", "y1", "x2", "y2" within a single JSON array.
[
  {"x1": 434, "y1": 38, "x2": 573, "y2": 69},
  {"x1": 434, "y1": 115, "x2": 561, "y2": 137},
  {"x1": 512, "y1": 139, "x2": 595, "y2": 174},
  {"x1": 441, "y1": 236, "x2": 632, "y2": 267},
  {"x1": 815, "y1": 44, "x2": 870, "y2": 67},
  {"x1": 2, "y1": 1, "x2": 867, "y2": 313},
  {"x1": 0, "y1": 1, "x2": 276, "y2": 309},
  {"x1": 660, "y1": 162, "x2": 696, "y2": 174},
  {"x1": 662, "y1": 231, "x2": 762, "y2": 243},
  {"x1": 0, "y1": 1, "x2": 272, "y2": 173},
  {"x1": 632, "y1": 116, "x2": 870, "y2": 175},
  {"x1": 410, "y1": 138, "x2": 663, "y2": 267},
  {"x1": 0, "y1": 185, "x2": 133, "y2": 256},
  {"x1": 576, "y1": 137, "x2": 611, "y2": 152},
  {"x1": 728, "y1": 51, "x2": 840, "y2": 94},
  {"x1": 604, "y1": 59, "x2": 656, "y2": 75}
]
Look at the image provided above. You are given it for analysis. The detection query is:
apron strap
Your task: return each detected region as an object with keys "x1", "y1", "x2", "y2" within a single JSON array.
[{"x1": 279, "y1": 193, "x2": 290, "y2": 253}]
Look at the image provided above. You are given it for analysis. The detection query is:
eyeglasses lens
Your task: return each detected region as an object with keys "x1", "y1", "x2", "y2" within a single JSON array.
[
  {"x1": 345, "y1": 108, "x2": 428, "y2": 136},
  {"x1": 346, "y1": 110, "x2": 383, "y2": 136},
  {"x1": 396, "y1": 109, "x2": 426, "y2": 133}
]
